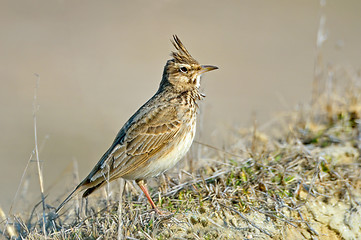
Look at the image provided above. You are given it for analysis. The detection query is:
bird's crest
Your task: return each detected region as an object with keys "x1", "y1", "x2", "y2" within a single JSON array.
[{"x1": 171, "y1": 35, "x2": 198, "y2": 65}]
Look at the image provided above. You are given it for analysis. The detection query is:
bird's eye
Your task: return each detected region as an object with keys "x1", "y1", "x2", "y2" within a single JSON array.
[{"x1": 180, "y1": 67, "x2": 188, "y2": 73}]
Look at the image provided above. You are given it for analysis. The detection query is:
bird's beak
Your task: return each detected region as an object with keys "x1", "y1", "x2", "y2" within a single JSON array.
[{"x1": 200, "y1": 65, "x2": 218, "y2": 74}]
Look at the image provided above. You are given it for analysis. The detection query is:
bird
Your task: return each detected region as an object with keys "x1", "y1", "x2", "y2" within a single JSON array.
[{"x1": 55, "y1": 35, "x2": 218, "y2": 214}]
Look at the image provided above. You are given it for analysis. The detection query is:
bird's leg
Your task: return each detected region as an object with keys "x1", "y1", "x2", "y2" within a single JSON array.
[{"x1": 136, "y1": 179, "x2": 162, "y2": 214}]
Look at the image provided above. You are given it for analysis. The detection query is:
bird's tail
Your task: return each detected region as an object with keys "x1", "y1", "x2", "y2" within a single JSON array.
[{"x1": 55, "y1": 186, "x2": 81, "y2": 214}]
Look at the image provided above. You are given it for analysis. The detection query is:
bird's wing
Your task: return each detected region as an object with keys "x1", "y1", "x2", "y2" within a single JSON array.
[
  {"x1": 78, "y1": 103, "x2": 183, "y2": 190},
  {"x1": 56, "y1": 101, "x2": 183, "y2": 213}
]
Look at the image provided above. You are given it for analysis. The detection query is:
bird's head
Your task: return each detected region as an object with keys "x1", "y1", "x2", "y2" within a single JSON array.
[{"x1": 160, "y1": 35, "x2": 218, "y2": 93}]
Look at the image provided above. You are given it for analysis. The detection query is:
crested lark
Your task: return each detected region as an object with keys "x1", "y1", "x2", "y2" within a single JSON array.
[{"x1": 56, "y1": 35, "x2": 218, "y2": 214}]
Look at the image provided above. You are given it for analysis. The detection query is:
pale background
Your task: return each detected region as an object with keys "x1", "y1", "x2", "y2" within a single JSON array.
[{"x1": 1, "y1": 0, "x2": 360, "y2": 212}]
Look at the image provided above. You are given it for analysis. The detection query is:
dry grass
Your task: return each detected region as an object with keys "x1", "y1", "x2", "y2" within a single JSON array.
[
  {"x1": 2, "y1": 7, "x2": 361, "y2": 237},
  {"x1": 1, "y1": 66, "x2": 361, "y2": 240}
]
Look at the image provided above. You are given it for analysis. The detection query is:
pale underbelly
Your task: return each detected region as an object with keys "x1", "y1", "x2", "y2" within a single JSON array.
[{"x1": 123, "y1": 123, "x2": 196, "y2": 180}]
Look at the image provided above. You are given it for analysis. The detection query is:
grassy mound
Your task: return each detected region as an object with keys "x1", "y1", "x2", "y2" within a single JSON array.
[{"x1": 2, "y1": 72, "x2": 361, "y2": 240}]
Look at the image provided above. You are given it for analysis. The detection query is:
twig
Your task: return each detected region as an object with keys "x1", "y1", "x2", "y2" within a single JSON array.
[
  {"x1": 247, "y1": 204, "x2": 298, "y2": 228},
  {"x1": 9, "y1": 150, "x2": 35, "y2": 215},
  {"x1": 8, "y1": 134, "x2": 49, "y2": 215},
  {"x1": 220, "y1": 203, "x2": 273, "y2": 237},
  {"x1": 118, "y1": 179, "x2": 125, "y2": 240},
  {"x1": 33, "y1": 74, "x2": 47, "y2": 237},
  {"x1": 160, "y1": 170, "x2": 227, "y2": 197},
  {"x1": 72, "y1": 159, "x2": 81, "y2": 218},
  {"x1": 297, "y1": 210, "x2": 318, "y2": 236},
  {"x1": 27, "y1": 195, "x2": 48, "y2": 231},
  {"x1": 305, "y1": 157, "x2": 321, "y2": 202}
]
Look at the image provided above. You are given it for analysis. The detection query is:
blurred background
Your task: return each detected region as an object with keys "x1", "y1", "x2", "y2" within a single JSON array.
[{"x1": 1, "y1": 0, "x2": 360, "y2": 212}]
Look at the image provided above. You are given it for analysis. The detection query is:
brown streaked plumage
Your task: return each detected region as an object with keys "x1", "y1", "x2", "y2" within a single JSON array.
[{"x1": 56, "y1": 35, "x2": 218, "y2": 214}]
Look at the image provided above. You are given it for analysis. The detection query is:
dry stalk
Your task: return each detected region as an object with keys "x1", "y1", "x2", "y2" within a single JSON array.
[{"x1": 32, "y1": 74, "x2": 47, "y2": 237}]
